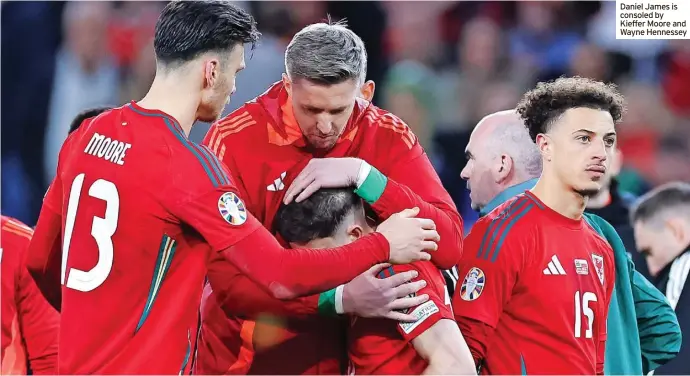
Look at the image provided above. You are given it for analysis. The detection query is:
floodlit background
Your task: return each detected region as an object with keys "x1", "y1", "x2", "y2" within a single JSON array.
[{"x1": 2, "y1": 1, "x2": 689, "y2": 228}]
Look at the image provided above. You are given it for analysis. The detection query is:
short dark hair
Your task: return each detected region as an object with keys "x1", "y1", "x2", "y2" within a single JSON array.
[
  {"x1": 274, "y1": 188, "x2": 364, "y2": 244},
  {"x1": 154, "y1": 1, "x2": 260, "y2": 66},
  {"x1": 69, "y1": 106, "x2": 113, "y2": 135},
  {"x1": 630, "y1": 182, "x2": 690, "y2": 224},
  {"x1": 516, "y1": 76, "x2": 626, "y2": 141}
]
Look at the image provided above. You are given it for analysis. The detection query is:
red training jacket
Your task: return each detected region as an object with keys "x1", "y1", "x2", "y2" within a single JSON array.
[{"x1": 196, "y1": 81, "x2": 463, "y2": 374}]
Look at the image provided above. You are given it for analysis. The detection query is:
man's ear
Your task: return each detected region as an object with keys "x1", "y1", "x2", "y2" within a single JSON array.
[
  {"x1": 665, "y1": 217, "x2": 689, "y2": 245},
  {"x1": 282, "y1": 73, "x2": 292, "y2": 97},
  {"x1": 494, "y1": 154, "x2": 514, "y2": 184},
  {"x1": 347, "y1": 224, "x2": 364, "y2": 242},
  {"x1": 204, "y1": 58, "x2": 220, "y2": 89},
  {"x1": 360, "y1": 80, "x2": 375, "y2": 102},
  {"x1": 536, "y1": 133, "x2": 552, "y2": 162}
]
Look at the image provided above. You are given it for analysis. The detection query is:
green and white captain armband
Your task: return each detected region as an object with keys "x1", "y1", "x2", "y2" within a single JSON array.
[
  {"x1": 317, "y1": 285, "x2": 345, "y2": 316},
  {"x1": 354, "y1": 161, "x2": 387, "y2": 204}
]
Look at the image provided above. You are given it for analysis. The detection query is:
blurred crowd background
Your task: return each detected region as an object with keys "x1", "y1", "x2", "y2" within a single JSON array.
[{"x1": 2, "y1": 1, "x2": 689, "y2": 229}]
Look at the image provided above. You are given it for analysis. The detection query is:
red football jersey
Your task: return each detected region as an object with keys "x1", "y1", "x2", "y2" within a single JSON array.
[
  {"x1": 1, "y1": 216, "x2": 58, "y2": 374},
  {"x1": 453, "y1": 192, "x2": 615, "y2": 375},
  {"x1": 198, "y1": 81, "x2": 463, "y2": 374},
  {"x1": 347, "y1": 262, "x2": 453, "y2": 375},
  {"x1": 35, "y1": 103, "x2": 262, "y2": 374}
]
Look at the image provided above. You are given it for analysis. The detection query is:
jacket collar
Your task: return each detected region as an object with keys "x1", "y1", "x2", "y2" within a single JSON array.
[
  {"x1": 257, "y1": 81, "x2": 368, "y2": 149},
  {"x1": 480, "y1": 178, "x2": 539, "y2": 217}
]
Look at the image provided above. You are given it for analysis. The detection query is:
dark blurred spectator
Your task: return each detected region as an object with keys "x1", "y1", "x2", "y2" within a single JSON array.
[
  {"x1": 383, "y1": 60, "x2": 438, "y2": 158},
  {"x1": 509, "y1": 2, "x2": 583, "y2": 81},
  {"x1": 43, "y1": 1, "x2": 119, "y2": 183},
  {"x1": 1, "y1": 2, "x2": 64, "y2": 224},
  {"x1": 436, "y1": 17, "x2": 514, "y2": 130}
]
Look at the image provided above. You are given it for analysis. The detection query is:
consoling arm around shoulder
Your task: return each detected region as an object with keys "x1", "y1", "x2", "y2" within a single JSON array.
[
  {"x1": 413, "y1": 319, "x2": 477, "y2": 375},
  {"x1": 217, "y1": 225, "x2": 388, "y2": 300},
  {"x1": 206, "y1": 252, "x2": 321, "y2": 318}
]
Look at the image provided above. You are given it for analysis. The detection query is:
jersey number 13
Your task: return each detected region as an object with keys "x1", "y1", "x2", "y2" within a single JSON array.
[{"x1": 62, "y1": 173, "x2": 119, "y2": 292}]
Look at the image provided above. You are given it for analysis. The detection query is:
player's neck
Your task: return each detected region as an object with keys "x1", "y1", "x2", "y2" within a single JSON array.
[
  {"x1": 138, "y1": 76, "x2": 200, "y2": 137},
  {"x1": 531, "y1": 175, "x2": 587, "y2": 221}
]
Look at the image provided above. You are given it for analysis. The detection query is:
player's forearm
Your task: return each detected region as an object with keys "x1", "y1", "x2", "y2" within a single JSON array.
[
  {"x1": 221, "y1": 228, "x2": 388, "y2": 300},
  {"x1": 211, "y1": 274, "x2": 322, "y2": 318},
  {"x1": 356, "y1": 164, "x2": 463, "y2": 269}
]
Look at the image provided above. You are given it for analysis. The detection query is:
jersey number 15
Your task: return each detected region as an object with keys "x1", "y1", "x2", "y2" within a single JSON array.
[
  {"x1": 62, "y1": 173, "x2": 119, "y2": 292},
  {"x1": 574, "y1": 290, "x2": 597, "y2": 338}
]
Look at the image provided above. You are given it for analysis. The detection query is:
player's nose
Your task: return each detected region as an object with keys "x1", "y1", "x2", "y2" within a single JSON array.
[
  {"x1": 460, "y1": 165, "x2": 471, "y2": 180},
  {"x1": 316, "y1": 121, "x2": 333, "y2": 134}
]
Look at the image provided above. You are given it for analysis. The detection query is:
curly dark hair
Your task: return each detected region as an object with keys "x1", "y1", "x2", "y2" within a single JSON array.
[{"x1": 516, "y1": 76, "x2": 626, "y2": 142}]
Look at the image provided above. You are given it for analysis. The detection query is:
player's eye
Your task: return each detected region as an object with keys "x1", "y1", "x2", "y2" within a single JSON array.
[
  {"x1": 576, "y1": 135, "x2": 591, "y2": 143},
  {"x1": 604, "y1": 138, "x2": 616, "y2": 147}
]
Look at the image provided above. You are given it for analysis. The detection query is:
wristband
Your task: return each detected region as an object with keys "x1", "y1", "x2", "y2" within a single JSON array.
[
  {"x1": 318, "y1": 288, "x2": 338, "y2": 316},
  {"x1": 354, "y1": 164, "x2": 387, "y2": 204},
  {"x1": 335, "y1": 285, "x2": 345, "y2": 314},
  {"x1": 356, "y1": 161, "x2": 372, "y2": 188}
]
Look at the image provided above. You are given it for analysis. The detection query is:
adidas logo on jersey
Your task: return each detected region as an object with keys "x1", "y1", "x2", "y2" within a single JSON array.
[
  {"x1": 267, "y1": 171, "x2": 287, "y2": 191},
  {"x1": 543, "y1": 255, "x2": 566, "y2": 275}
]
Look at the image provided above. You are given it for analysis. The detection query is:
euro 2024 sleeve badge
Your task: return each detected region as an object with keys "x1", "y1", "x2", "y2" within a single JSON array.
[
  {"x1": 460, "y1": 267, "x2": 485, "y2": 301},
  {"x1": 218, "y1": 192, "x2": 247, "y2": 225}
]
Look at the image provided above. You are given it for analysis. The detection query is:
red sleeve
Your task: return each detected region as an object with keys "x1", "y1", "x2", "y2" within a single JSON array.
[
  {"x1": 452, "y1": 219, "x2": 525, "y2": 361},
  {"x1": 372, "y1": 150, "x2": 463, "y2": 269},
  {"x1": 170, "y1": 182, "x2": 389, "y2": 299},
  {"x1": 390, "y1": 262, "x2": 454, "y2": 341},
  {"x1": 17, "y1": 265, "x2": 59, "y2": 374},
  {"x1": 206, "y1": 251, "x2": 320, "y2": 318},
  {"x1": 26, "y1": 185, "x2": 64, "y2": 312}
]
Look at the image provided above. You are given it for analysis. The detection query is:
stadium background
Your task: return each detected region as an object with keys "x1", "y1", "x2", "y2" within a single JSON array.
[{"x1": 2, "y1": 0, "x2": 689, "y2": 231}]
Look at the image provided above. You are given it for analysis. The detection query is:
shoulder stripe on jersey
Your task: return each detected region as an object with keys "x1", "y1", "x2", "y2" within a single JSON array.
[
  {"x1": 199, "y1": 145, "x2": 232, "y2": 186},
  {"x1": 136, "y1": 234, "x2": 178, "y2": 332},
  {"x1": 524, "y1": 193, "x2": 545, "y2": 209},
  {"x1": 127, "y1": 105, "x2": 224, "y2": 188},
  {"x1": 489, "y1": 203, "x2": 534, "y2": 262},
  {"x1": 3, "y1": 227, "x2": 33, "y2": 241},
  {"x1": 193, "y1": 143, "x2": 230, "y2": 186},
  {"x1": 3, "y1": 220, "x2": 33, "y2": 235},
  {"x1": 477, "y1": 197, "x2": 528, "y2": 259}
]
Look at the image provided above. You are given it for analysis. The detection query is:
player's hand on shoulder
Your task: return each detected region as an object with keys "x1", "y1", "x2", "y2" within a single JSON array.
[
  {"x1": 377, "y1": 207, "x2": 439, "y2": 264},
  {"x1": 284, "y1": 157, "x2": 363, "y2": 204},
  {"x1": 342, "y1": 263, "x2": 429, "y2": 321}
]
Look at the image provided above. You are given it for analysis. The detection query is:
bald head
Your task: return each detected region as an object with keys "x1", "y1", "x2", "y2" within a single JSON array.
[{"x1": 461, "y1": 110, "x2": 542, "y2": 211}]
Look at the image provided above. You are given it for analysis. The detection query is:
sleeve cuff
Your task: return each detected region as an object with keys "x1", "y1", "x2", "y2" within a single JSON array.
[
  {"x1": 356, "y1": 161, "x2": 372, "y2": 189},
  {"x1": 354, "y1": 164, "x2": 388, "y2": 204},
  {"x1": 317, "y1": 288, "x2": 338, "y2": 317},
  {"x1": 335, "y1": 284, "x2": 345, "y2": 314}
]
